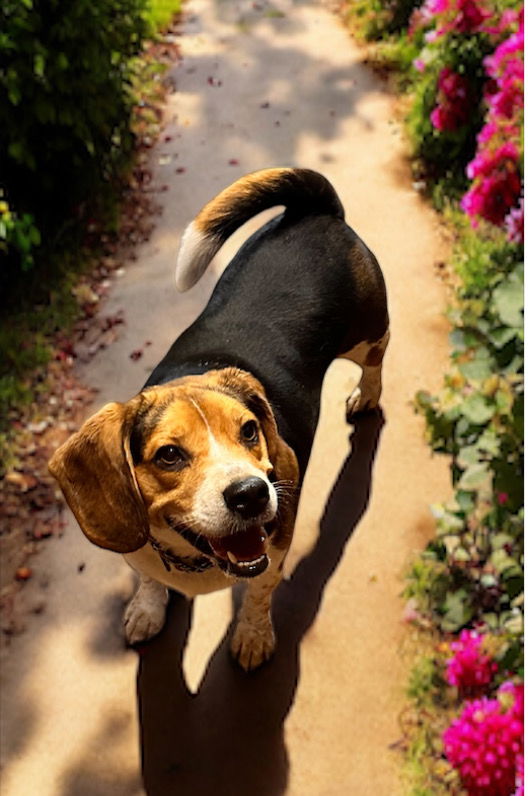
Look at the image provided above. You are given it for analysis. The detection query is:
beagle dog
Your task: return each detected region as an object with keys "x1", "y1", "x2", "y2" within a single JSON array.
[{"x1": 49, "y1": 168, "x2": 389, "y2": 670}]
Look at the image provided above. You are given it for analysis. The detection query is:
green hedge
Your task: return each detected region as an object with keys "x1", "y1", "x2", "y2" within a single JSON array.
[{"x1": 0, "y1": 0, "x2": 148, "y2": 295}]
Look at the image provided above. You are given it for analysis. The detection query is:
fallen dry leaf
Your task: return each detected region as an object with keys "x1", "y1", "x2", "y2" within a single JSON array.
[
  {"x1": 5, "y1": 472, "x2": 38, "y2": 492},
  {"x1": 15, "y1": 568, "x2": 32, "y2": 582}
]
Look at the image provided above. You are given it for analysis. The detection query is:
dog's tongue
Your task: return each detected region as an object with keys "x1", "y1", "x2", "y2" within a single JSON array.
[{"x1": 209, "y1": 526, "x2": 267, "y2": 562}]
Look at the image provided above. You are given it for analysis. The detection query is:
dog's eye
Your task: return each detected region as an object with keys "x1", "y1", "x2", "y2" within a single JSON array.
[
  {"x1": 240, "y1": 420, "x2": 259, "y2": 444},
  {"x1": 154, "y1": 445, "x2": 187, "y2": 470}
]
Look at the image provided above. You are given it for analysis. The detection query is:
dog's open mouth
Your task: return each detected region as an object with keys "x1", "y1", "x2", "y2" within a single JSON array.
[
  {"x1": 208, "y1": 526, "x2": 269, "y2": 577},
  {"x1": 166, "y1": 518, "x2": 270, "y2": 578}
]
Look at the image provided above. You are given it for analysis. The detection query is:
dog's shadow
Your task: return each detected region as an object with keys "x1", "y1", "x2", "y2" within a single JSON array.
[{"x1": 137, "y1": 410, "x2": 385, "y2": 795}]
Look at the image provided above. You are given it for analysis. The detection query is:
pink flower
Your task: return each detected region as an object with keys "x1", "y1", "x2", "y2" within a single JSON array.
[
  {"x1": 488, "y1": 78, "x2": 524, "y2": 120},
  {"x1": 505, "y1": 199, "x2": 524, "y2": 244},
  {"x1": 431, "y1": 68, "x2": 471, "y2": 131},
  {"x1": 444, "y1": 682, "x2": 524, "y2": 796},
  {"x1": 425, "y1": 27, "x2": 442, "y2": 42},
  {"x1": 452, "y1": 0, "x2": 490, "y2": 33},
  {"x1": 425, "y1": 0, "x2": 449, "y2": 14},
  {"x1": 463, "y1": 142, "x2": 521, "y2": 225},
  {"x1": 485, "y1": 27, "x2": 524, "y2": 85},
  {"x1": 446, "y1": 630, "x2": 498, "y2": 695},
  {"x1": 462, "y1": 169, "x2": 521, "y2": 225},
  {"x1": 514, "y1": 752, "x2": 524, "y2": 796},
  {"x1": 476, "y1": 121, "x2": 498, "y2": 145},
  {"x1": 413, "y1": 57, "x2": 426, "y2": 72}
]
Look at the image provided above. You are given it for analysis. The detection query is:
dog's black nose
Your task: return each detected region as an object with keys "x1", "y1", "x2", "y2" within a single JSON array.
[{"x1": 223, "y1": 477, "x2": 269, "y2": 519}]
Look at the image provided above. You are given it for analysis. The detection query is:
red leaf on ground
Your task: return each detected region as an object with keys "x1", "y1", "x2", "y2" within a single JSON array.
[{"x1": 15, "y1": 568, "x2": 33, "y2": 582}]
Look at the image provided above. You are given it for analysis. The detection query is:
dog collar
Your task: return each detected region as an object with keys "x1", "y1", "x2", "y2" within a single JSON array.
[{"x1": 147, "y1": 534, "x2": 213, "y2": 574}]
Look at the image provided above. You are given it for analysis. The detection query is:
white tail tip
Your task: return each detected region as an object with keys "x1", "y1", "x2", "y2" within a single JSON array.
[{"x1": 175, "y1": 221, "x2": 220, "y2": 292}]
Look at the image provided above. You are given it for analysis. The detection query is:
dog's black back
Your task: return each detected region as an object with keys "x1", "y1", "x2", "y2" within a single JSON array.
[{"x1": 146, "y1": 211, "x2": 387, "y2": 473}]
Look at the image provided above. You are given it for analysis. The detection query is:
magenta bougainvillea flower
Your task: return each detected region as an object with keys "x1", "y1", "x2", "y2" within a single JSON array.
[
  {"x1": 421, "y1": 0, "x2": 490, "y2": 33},
  {"x1": 451, "y1": 0, "x2": 490, "y2": 33},
  {"x1": 461, "y1": 16, "x2": 523, "y2": 229},
  {"x1": 445, "y1": 630, "x2": 498, "y2": 695},
  {"x1": 444, "y1": 681, "x2": 524, "y2": 796},
  {"x1": 461, "y1": 168, "x2": 521, "y2": 225},
  {"x1": 462, "y1": 140, "x2": 521, "y2": 225},
  {"x1": 430, "y1": 67, "x2": 471, "y2": 131}
]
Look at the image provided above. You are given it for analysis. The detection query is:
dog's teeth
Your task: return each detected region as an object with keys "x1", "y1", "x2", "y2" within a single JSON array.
[{"x1": 227, "y1": 551, "x2": 239, "y2": 564}]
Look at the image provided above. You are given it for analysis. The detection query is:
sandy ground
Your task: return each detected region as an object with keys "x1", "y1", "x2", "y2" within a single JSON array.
[{"x1": 0, "y1": 0, "x2": 453, "y2": 793}]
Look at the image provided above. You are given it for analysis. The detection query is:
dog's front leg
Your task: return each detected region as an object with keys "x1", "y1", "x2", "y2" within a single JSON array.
[
  {"x1": 231, "y1": 567, "x2": 282, "y2": 671},
  {"x1": 124, "y1": 574, "x2": 169, "y2": 645}
]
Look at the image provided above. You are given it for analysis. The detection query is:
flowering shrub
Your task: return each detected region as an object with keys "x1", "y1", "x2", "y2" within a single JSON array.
[
  {"x1": 345, "y1": 0, "x2": 524, "y2": 790},
  {"x1": 461, "y1": 14, "x2": 524, "y2": 233},
  {"x1": 403, "y1": 218, "x2": 524, "y2": 793},
  {"x1": 403, "y1": 0, "x2": 524, "y2": 210},
  {"x1": 445, "y1": 630, "x2": 498, "y2": 695},
  {"x1": 444, "y1": 681, "x2": 524, "y2": 795}
]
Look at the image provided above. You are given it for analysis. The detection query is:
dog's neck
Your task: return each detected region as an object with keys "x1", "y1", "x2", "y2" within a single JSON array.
[{"x1": 147, "y1": 533, "x2": 213, "y2": 574}]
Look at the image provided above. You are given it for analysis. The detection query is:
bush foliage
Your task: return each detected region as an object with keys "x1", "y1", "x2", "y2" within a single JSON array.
[
  {"x1": 411, "y1": 231, "x2": 523, "y2": 644},
  {"x1": 0, "y1": 0, "x2": 149, "y2": 294}
]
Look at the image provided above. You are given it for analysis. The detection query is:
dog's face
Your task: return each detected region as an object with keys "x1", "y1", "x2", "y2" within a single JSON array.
[{"x1": 48, "y1": 368, "x2": 298, "y2": 578}]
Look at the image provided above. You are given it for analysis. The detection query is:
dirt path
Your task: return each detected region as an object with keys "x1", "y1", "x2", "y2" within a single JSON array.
[{"x1": 0, "y1": 1, "x2": 452, "y2": 793}]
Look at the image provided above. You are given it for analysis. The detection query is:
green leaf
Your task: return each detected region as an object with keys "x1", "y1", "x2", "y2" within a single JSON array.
[
  {"x1": 488, "y1": 326, "x2": 519, "y2": 347},
  {"x1": 477, "y1": 428, "x2": 500, "y2": 457},
  {"x1": 459, "y1": 393, "x2": 495, "y2": 425},
  {"x1": 457, "y1": 462, "x2": 489, "y2": 491},
  {"x1": 504, "y1": 575, "x2": 523, "y2": 600},
  {"x1": 34, "y1": 52, "x2": 45, "y2": 78},
  {"x1": 8, "y1": 140, "x2": 25, "y2": 163},
  {"x1": 57, "y1": 52, "x2": 69, "y2": 70},
  {"x1": 490, "y1": 548, "x2": 520, "y2": 574},
  {"x1": 492, "y1": 272, "x2": 524, "y2": 328},
  {"x1": 459, "y1": 356, "x2": 493, "y2": 380},
  {"x1": 441, "y1": 590, "x2": 473, "y2": 632},
  {"x1": 457, "y1": 444, "x2": 480, "y2": 468},
  {"x1": 455, "y1": 490, "x2": 475, "y2": 512},
  {"x1": 29, "y1": 226, "x2": 41, "y2": 246}
]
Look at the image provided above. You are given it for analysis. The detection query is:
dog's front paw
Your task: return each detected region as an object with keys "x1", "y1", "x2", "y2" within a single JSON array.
[
  {"x1": 123, "y1": 586, "x2": 167, "y2": 645},
  {"x1": 231, "y1": 620, "x2": 276, "y2": 671}
]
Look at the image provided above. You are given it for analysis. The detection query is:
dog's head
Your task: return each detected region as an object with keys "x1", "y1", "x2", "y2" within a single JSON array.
[{"x1": 48, "y1": 368, "x2": 298, "y2": 578}]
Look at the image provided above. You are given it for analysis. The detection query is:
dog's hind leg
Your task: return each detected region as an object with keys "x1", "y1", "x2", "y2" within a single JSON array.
[
  {"x1": 230, "y1": 567, "x2": 282, "y2": 671},
  {"x1": 124, "y1": 575, "x2": 169, "y2": 645},
  {"x1": 341, "y1": 328, "x2": 390, "y2": 419}
]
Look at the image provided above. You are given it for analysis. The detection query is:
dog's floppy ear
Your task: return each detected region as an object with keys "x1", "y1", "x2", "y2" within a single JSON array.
[
  {"x1": 48, "y1": 401, "x2": 149, "y2": 553},
  {"x1": 207, "y1": 368, "x2": 299, "y2": 487}
]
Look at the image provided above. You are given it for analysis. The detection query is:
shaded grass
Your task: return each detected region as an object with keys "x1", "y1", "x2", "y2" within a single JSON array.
[{"x1": 145, "y1": 0, "x2": 182, "y2": 32}]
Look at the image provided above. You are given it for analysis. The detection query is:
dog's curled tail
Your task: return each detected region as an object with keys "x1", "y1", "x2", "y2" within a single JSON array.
[{"x1": 175, "y1": 167, "x2": 344, "y2": 292}]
